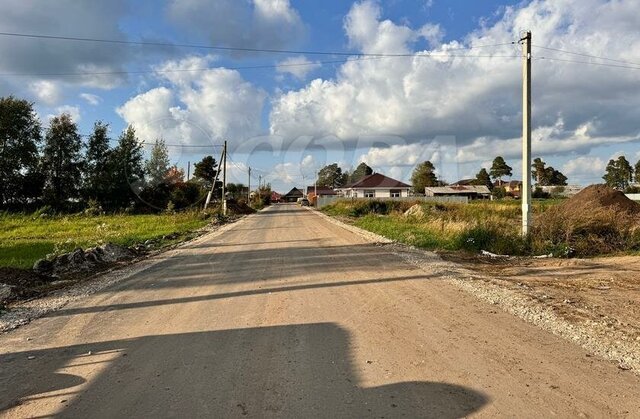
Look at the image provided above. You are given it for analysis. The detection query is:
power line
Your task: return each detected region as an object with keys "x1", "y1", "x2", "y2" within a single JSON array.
[
  {"x1": 535, "y1": 56, "x2": 640, "y2": 70},
  {"x1": 87, "y1": 136, "x2": 225, "y2": 148},
  {"x1": 532, "y1": 44, "x2": 640, "y2": 67},
  {"x1": 0, "y1": 54, "x2": 521, "y2": 78},
  {"x1": 0, "y1": 31, "x2": 514, "y2": 57}
]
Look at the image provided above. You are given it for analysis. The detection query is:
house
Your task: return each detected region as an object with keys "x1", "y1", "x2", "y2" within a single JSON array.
[
  {"x1": 494, "y1": 180, "x2": 522, "y2": 197},
  {"x1": 336, "y1": 173, "x2": 411, "y2": 198},
  {"x1": 282, "y1": 187, "x2": 303, "y2": 202},
  {"x1": 424, "y1": 185, "x2": 491, "y2": 200},
  {"x1": 305, "y1": 186, "x2": 338, "y2": 197},
  {"x1": 270, "y1": 191, "x2": 282, "y2": 203}
]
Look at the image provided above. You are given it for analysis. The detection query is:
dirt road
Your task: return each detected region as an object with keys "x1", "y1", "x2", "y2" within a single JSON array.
[{"x1": 1, "y1": 204, "x2": 638, "y2": 417}]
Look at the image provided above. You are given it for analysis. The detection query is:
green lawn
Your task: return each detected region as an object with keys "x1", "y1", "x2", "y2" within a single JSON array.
[{"x1": 0, "y1": 212, "x2": 209, "y2": 269}]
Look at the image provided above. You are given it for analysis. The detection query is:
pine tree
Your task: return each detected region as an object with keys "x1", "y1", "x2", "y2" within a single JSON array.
[
  {"x1": 193, "y1": 155, "x2": 218, "y2": 189},
  {"x1": 41, "y1": 114, "x2": 83, "y2": 209},
  {"x1": 317, "y1": 163, "x2": 347, "y2": 188},
  {"x1": 108, "y1": 126, "x2": 144, "y2": 210},
  {"x1": 84, "y1": 121, "x2": 111, "y2": 206},
  {"x1": 349, "y1": 162, "x2": 373, "y2": 184},
  {"x1": 411, "y1": 161, "x2": 439, "y2": 193},
  {"x1": 489, "y1": 156, "x2": 512, "y2": 182},
  {"x1": 473, "y1": 168, "x2": 493, "y2": 189}
]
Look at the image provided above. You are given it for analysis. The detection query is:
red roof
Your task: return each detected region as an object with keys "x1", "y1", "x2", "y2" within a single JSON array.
[{"x1": 344, "y1": 173, "x2": 410, "y2": 189}]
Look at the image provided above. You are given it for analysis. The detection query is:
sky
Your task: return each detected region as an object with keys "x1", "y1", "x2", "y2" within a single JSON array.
[{"x1": 1, "y1": 0, "x2": 639, "y2": 192}]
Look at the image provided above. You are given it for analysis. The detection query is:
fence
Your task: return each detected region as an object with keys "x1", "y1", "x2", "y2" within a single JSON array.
[{"x1": 316, "y1": 195, "x2": 469, "y2": 209}]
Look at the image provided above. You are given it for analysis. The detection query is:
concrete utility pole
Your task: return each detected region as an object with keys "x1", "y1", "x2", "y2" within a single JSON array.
[
  {"x1": 186, "y1": 161, "x2": 190, "y2": 181},
  {"x1": 248, "y1": 167, "x2": 251, "y2": 202},
  {"x1": 521, "y1": 31, "x2": 532, "y2": 236},
  {"x1": 222, "y1": 140, "x2": 227, "y2": 216}
]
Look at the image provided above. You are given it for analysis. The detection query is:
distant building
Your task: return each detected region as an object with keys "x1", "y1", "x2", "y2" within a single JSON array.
[
  {"x1": 336, "y1": 173, "x2": 411, "y2": 198},
  {"x1": 494, "y1": 180, "x2": 522, "y2": 197},
  {"x1": 425, "y1": 185, "x2": 491, "y2": 200},
  {"x1": 538, "y1": 185, "x2": 582, "y2": 197},
  {"x1": 270, "y1": 191, "x2": 282, "y2": 203},
  {"x1": 305, "y1": 186, "x2": 338, "y2": 197},
  {"x1": 282, "y1": 187, "x2": 303, "y2": 202}
]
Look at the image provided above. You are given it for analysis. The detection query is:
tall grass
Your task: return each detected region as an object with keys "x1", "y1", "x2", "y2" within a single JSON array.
[
  {"x1": 323, "y1": 199, "x2": 561, "y2": 256},
  {"x1": 0, "y1": 211, "x2": 210, "y2": 269}
]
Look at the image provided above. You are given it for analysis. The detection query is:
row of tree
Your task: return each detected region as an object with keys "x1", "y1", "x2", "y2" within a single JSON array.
[{"x1": 0, "y1": 96, "x2": 220, "y2": 212}]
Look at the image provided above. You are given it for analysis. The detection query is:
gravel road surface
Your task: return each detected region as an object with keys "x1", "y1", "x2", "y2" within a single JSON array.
[{"x1": 1, "y1": 204, "x2": 638, "y2": 417}]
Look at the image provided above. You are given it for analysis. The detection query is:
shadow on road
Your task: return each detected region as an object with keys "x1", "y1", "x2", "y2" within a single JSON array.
[{"x1": 0, "y1": 323, "x2": 488, "y2": 417}]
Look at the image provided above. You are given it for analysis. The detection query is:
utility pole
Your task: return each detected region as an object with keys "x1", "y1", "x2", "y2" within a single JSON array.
[
  {"x1": 186, "y1": 161, "x2": 190, "y2": 181},
  {"x1": 222, "y1": 140, "x2": 227, "y2": 215},
  {"x1": 204, "y1": 143, "x2": 226, "y2": 210},
  {"x1": 521, "y1": 31, "x2": 532, "y2": 236},
  {"x1": 248, "y1": 167, "x2": 251, "y2": 202}
]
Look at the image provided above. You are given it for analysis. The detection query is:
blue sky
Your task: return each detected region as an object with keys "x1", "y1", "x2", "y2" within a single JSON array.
[{"x1": 1, "y1": 0, "x2": 639, "y2": 192}]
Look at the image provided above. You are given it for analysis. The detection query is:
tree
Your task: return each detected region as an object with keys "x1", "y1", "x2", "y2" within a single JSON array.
[
  {"x1": 349, "y1": 162, "x2": 373, "y2": 184},
  {"x1": 83, "y1": 121, "x2": 112, "y2": 206},
  {"x1": 635, "y1": 160, "x2": 640, "y2": 184},
  {"x1": 411, "y1": 161, "x2": 439, "y2": 193},
  {"x1": 41, "y1": 113, "x2": 83, "y2": 209},
  {"x1": 472, "y1": 168, "x2": 493, "y2": 190},
  {"x1": 489, "y1": 156, "x2": 512, "y2": 182},
  {"x1": 193, "y1": 155, "x2": 218, "y2": 189},
  {"x1": 145, "y1": 139, "x2": 170, "y2": 187},
  {"x1": 108, "y1": 126, "x2": 144, "y2": 209},
  {"x1": 165, "y1": 165, "x2": 184, "y2": 185},
  {"x1": 531, "y1": 157, "x2": 568, "y2": 186},
  {"x1": 0, "y1": 96, "x2": 42, "y2": 208},
  {"x1": 317, "y1": 163, "x2": 347, "y2": 188},
  {"x1": 603, "y1": 156, "x2": 634, "y2": 190},
  {"x1": 532, "y1": 158, "x2": 546, "y2": 184}
]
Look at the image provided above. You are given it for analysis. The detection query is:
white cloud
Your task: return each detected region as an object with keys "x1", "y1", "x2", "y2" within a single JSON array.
[
  {"x1": 269, "y1": 0, "x2": 640, "y2": 163},
  {"x1": 79, "y1": 93, "x2": 102, "y2": 106},
  {"x1": 48, "y1": 105, "x2": 81, "y2": 123},
  {"x1": 117, "y1": 56, "x2": 267, "y2": 146},
  {"x1": 276, "y1": 56, "x2": 321, "y2": 80},
  {"x1": 562, "y1": 156, "x2": 606, "y2": 178},
  {"x1": 29, "y1": 80, "x2": 62, "y2": 106}
]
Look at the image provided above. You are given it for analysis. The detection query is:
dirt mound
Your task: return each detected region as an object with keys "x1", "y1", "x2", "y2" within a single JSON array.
[
  {"x1": 0, "y1": 268, "x2": 55, "y2": 305},
  {"x1": 534, "y1": 185, "x2": 640, "y2": 256},
  {"x1": 226, "y1": 199, "x2": 256, "y2": 215},
  {"x1": 558, "y1": 184, "x2": 640, "y2": 215}
]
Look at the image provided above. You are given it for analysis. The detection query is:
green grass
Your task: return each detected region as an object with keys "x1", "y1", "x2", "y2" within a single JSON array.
[
  {"x1": 0, "y1": 211, "x2": 209, "y2": 269},
  {"x1": 323, "y1": 199, "x2": 564, "y2": 256}
]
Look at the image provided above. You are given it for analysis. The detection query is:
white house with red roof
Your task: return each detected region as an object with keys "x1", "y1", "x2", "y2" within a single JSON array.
[{"x1": 335, "y1": 173, "x2": 411, "y2": 198}]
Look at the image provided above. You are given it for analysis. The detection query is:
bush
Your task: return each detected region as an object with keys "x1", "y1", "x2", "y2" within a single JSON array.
[{"x1": 84, "y1": 199, "x2": 104, "y2": 216}]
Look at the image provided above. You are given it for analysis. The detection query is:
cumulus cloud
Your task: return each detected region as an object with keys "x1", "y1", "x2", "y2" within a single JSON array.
[
  {"x1": 276, "y1": 56, "x2": 321, "y2": 80},
  {"x1": 117, "y1": 56, "x2": 267, "y2": 146},
  {"x1": 269, "y1": 0, "x2": 640, "y2": 163},
  {"x1": 47, "y1": 105, "x2": 81, "y2": 124},
  {"x1": 562, "y1": 156, "x2": 606, "y2": 178},
  {"x1": 166, "y1": 0, "x2": 305, "y2": 51},
  {"x1": 29, "y1": 80, "x2": 62, "y2": 106}
]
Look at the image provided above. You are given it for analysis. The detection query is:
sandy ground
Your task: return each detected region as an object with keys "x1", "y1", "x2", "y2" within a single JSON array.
[
  {"x1": 0, "y1": 204, "x2": 638, "y2": 417},
  {"x1": 448, "y1": 254, "x2": 640, "y2": 350}
]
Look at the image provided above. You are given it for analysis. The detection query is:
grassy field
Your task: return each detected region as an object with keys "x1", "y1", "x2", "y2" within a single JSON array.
[
  {"x1": 322, "y1": 199, "x2": 565, "y2": 256},
  {"x1": 0, "y1": 211, "x2": 210, "y2": 269}
]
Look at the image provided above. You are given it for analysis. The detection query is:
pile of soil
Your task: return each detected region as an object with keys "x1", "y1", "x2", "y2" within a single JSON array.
[
  {"x1": 226, "y1": 199, "x2": 256, "y2": 215},
  {"x1": 534, "y1": 185, "x2": 640, "y2": 256},
  {"x1": 556, "y1": 184, "x2": 640, "y2": 215},
  {"x1": 0, "y1": 268, "x2": 55, "y2": 304}
]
